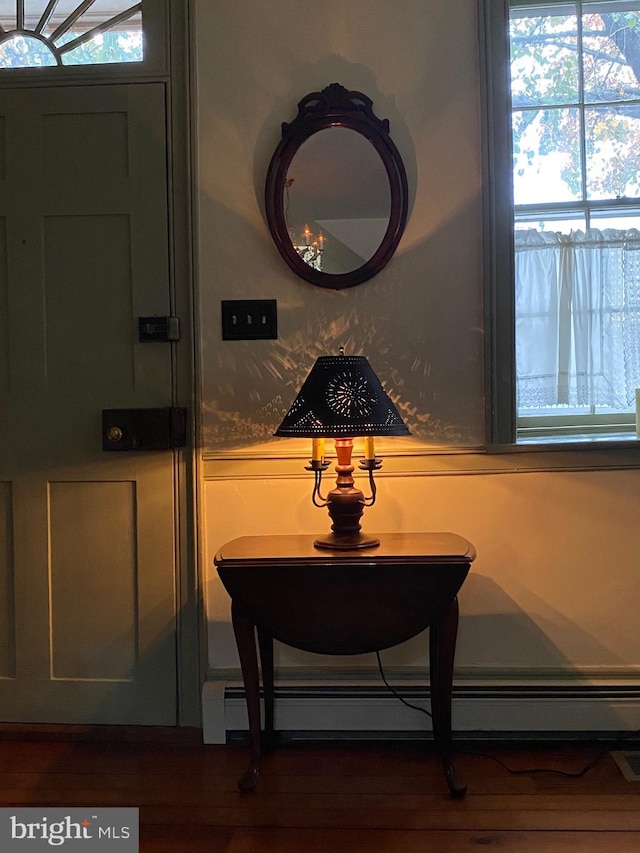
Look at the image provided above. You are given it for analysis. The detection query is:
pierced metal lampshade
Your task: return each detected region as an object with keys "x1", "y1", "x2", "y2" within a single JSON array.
[{"x1": 274, "y1": 355, "x2": 410, "y2": 438}]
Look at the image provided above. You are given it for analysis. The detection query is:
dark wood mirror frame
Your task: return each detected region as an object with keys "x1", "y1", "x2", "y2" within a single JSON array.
[{"x1": 265, "y1": 83, "x2": 409, "y2": 289}]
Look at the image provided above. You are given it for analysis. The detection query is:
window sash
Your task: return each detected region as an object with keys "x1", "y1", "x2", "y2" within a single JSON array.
[
  {"x1": 479, "y1": 0, "x2": 640, "y2": 445},
  {"x1": 511, "y1": 0, "x2": 640, "y2": 11}
]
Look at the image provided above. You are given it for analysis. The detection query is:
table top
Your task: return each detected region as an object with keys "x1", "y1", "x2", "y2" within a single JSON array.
[{"x1": 214, "y1": 532, "x2": 476, "y2": 566}]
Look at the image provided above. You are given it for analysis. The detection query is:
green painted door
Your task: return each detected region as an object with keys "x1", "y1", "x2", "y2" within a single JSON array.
[{"x1": 0, "y1": 83, "x2": 178, "y2": 724}]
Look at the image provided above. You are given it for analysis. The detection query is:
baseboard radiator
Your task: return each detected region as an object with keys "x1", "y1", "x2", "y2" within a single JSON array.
[{"x1": 201, "y1": 680, "x2": 640, "y2": 744}]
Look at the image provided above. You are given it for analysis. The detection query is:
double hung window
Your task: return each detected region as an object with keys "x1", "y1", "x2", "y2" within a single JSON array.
[{"x1": 487, "y1": 0, "x2": 640, "y2": 444}]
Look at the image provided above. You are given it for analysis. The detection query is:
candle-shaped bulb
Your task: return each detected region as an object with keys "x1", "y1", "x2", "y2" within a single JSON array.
[
  {"x1": 312, "y1": 438, "x2": 325, "y2": 461},
  {"x1": 303, "y1": 225, "x2": 311, "y2": 245},
  {"x1": 364, "y1": 436, "x2": 376, "y2": 460}
]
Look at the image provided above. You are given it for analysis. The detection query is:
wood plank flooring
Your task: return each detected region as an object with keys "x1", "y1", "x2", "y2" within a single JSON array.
[{"x1": 0, "y1": 728, "x2": 638, "y2": 851}]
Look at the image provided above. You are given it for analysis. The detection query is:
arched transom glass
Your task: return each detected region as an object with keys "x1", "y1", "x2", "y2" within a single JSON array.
[{"x1": 0, "y1": 1, "x2": 143, "y2": 67}]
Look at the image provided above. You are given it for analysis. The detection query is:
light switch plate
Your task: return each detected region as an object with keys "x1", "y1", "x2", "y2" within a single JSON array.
[{"x1": 221, "y1": 299, "x2": 277, "y2": 340}]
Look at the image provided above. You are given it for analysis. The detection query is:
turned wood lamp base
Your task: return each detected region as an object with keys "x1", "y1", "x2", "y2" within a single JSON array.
[
  {"x1": 309, "y1": 438, "x2": 381, "y2": 551},
  {"x1": 314, "y1": 531, "x2": 380, "y2": 550}
]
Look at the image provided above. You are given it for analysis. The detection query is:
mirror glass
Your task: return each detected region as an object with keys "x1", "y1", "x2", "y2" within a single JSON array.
[{"x1": 284, "y1": 127, "x2": 392, "y2": 275}]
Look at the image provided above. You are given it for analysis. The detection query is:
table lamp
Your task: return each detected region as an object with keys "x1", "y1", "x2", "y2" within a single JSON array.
[{"x1": 274, "y1": 350, "x2": 410, "y2": 550}]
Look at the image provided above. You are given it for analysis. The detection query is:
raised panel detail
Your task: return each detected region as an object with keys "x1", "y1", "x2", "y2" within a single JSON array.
[
  {"x1": 0, "y1": 116, "x2": 5, "y2": 180},
  {"x1": 42, "y1": 112, "x2": 128, "y2": 180},
  {"x1": 44, "y1": 215, "x2": 133, "y2": 390},
  {"x1": 0, "y1": 482, "x2": 15, "y2": 678},
  {"x1": 49, "y1": 481, "x2": 137, "y2": 681},
  {"x1": 0, "y1": 218, "x2": 7, "y2": 392}
]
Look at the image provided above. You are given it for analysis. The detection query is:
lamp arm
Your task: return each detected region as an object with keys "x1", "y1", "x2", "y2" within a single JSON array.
[
  {"x1": 359, "y1": 457, "x2": 382, "y2": 506},
  {"x1": 312, "y1": 468, "x2": 329, "y2": 507},
  {"x1": 306, "y1": 460, "x2": 330, "y2": 507},
  {"x1": 363, "y1": 468, "x2": 377, "y2": 506}
]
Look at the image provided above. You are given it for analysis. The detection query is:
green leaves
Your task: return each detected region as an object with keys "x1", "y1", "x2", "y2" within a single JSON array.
[{"x1": 510, "y1": 7, "x2": 640, "y2": 204}]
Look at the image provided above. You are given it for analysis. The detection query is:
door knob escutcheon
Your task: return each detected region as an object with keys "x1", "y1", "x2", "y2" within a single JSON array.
[{"x1": 107, "y1": 426, "x2": 124, "y2": 442}]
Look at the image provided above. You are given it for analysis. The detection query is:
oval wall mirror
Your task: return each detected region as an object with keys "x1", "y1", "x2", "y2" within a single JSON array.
[{"x1": 265, "y1": 83, "x2": 409, "y2": 289}]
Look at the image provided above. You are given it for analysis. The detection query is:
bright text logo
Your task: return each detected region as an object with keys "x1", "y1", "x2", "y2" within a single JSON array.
[{"x1": 1, "y1": 808, "x2": 138, "y2": 850}]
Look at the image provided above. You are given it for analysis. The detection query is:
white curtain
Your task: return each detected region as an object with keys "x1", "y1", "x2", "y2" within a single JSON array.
[{"x1": 515, "y1": 228, "x2": 640, "y2": 411}]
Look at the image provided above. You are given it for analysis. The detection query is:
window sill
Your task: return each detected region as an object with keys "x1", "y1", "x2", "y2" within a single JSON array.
[
  {"x1": 516, "y1": 431, "x2": 640, "y2": 448},
  {"x1": 482, "y1": 438, "x2": 640, "y2": 473}
]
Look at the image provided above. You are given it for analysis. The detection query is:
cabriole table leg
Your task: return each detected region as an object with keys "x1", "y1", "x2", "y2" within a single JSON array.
[
  {"x1": 231, "y1": 599, "x2": 261, "y2": 792},
  {"x1": 257, "y1": 626, "x2": 276, "y2": 750},
  {"x1": 429, "y1": 596, "x2": 467, "y2": 798}
]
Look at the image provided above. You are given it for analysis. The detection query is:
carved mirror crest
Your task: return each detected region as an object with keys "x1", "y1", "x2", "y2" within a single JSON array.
[{"x1": 265, "y1": 83, "x2": 409, "y2": 289}]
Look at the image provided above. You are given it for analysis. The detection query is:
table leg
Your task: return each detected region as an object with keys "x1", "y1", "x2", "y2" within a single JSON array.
[
  {"x1": 231, "y1": 599, "x2": 261, "y2": 792},
  {"x1": 429, "y1": 596, "x2": 467, "y2": 798},
  {"x1": 257, "y1": 626, "x2": 276, "y2": 749}
]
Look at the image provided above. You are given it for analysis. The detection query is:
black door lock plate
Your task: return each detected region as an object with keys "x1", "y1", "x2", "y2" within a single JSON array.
[
  {"x1": 138, "y1": 316, "x2": 180, "y2": 342},
  {"x1": 102, "y1": 407, "x2": 187, "y2": 451}
]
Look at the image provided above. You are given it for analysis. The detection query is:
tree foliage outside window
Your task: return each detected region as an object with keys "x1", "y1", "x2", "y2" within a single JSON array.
[
  {"x1": 57, "y1": 30, "x2": 142, "y2": 66},
  {"x1": 511, "y1": 4, "x2": 640, "y2": 213},
  {"x1": 0, "y1": 30, "x2": 142, "y2": 67}
]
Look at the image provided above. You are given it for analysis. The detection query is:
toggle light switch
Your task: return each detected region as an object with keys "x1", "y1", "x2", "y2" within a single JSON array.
[{"x1": 221, "y1": 300, "x2": 278, "y2": 340}]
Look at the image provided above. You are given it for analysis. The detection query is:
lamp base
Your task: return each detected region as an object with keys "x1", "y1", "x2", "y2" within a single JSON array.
[{"x1": 313, "y1": 532, "x2": 380, "y2": 550}]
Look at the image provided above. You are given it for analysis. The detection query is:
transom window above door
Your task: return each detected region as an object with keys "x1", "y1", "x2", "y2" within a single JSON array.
[{"x1": 0, "y1": 1, "x2": 143, "y2": 67}]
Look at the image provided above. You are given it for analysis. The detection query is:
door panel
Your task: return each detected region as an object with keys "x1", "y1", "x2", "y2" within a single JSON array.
[
  {"x1": 49, "y1": 480, "x2": 137, "y2": 681},
  {"x1": 0, "y1": 217, "x2": 7, "y2": 392},
  {"x1": 42, "y1": 112, "x2": 130, "y2": 181},
  {"x1": 0, "y1": 84, "x2": 178, "y2": 724},
  {"x1": 0, "y1": 481, "x2": 14, "y2": 679},
  {"x1": 44, "y1": 214, "x2": 135, "y2": 392},
  {"x1": 0, "y1": 115, "x2": 5, "y2": 178}
]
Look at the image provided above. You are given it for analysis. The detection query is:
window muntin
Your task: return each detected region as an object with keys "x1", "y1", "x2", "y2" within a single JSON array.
[
  {"x1": 509, "y1": 0, "x2": 640, "y2": 442},
  {"x1": 0, "y1": 1, "x2": 143, "y2": 67}
]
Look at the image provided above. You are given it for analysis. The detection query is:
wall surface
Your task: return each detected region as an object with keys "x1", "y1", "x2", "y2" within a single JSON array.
[
  {"x1": 194, "y1": 0, "x2": 640, "y2": 736},
  {"x1": 195, "y1": 0, "x2": 484, "y2": 451}
]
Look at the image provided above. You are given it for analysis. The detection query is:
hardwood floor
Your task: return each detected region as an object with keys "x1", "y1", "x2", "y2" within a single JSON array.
[{"x1": 0, "y1": 728, "x2": 639, "y2": 851}]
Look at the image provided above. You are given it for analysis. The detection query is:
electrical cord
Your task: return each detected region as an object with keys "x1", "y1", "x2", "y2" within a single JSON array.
[
  {"x1": 471, "y1": 748, "x2": 607, "y2": 778},
  {"x1": 375, "y1": 650, "x2": 640, "y2": 778},
  {"x1": 375, "y1": 650, "x2": 432, "y2": 718}
]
